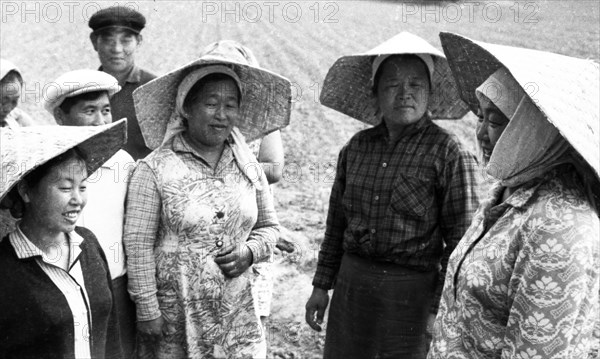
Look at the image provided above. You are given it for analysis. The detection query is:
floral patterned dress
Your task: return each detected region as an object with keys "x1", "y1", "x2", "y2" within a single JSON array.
[
  {"x1": 428, "y1": 166, "x2": 599, "y2": 359},
  {"x1": 127, "y1": 134, "x2": 278, "y2": 358}
]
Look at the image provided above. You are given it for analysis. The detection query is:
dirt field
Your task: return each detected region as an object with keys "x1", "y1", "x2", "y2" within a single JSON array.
[{"x1": 2, "y1": 1, "x2": 598, "y2": 357}]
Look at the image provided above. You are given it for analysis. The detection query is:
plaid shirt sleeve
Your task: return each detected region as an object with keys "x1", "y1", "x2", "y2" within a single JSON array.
[
  {"x1": 432, "y1": 146, "x2": 480, "y2": 313},
  {"x1": 312, "y1": 146, "x2": 348, "y2": 290},
  {"x1": 246, "y1": 174, "x2": 279, "y2": 264},
  {"x1": 123, "y1": 161, "x2": 163, "y2": 322}
]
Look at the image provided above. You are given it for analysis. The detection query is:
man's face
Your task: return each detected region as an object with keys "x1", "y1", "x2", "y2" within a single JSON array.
[
  {"x1": 92, "y1": 29, "x2": 140, "y2": 74},
  {"x1": 58, "y1": 92, "x2": 112, "y2": 126}
]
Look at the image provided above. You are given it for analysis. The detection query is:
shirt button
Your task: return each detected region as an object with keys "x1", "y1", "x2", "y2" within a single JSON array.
[
  {"x1": 374, "y1": 195, "x2": 379, "y2": 201},
  {"x1": 371, "y1": 229, "x2": 376, "y2": 234},
  {"x1": 382, "y1": 163, "x2": 387, "y2": 168}
]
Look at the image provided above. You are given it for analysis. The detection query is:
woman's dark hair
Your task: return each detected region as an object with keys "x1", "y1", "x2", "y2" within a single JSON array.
[
  {"x1": 0, "y1": 70, "x2": 23, "y2": 86},
  {"x1": 59, "y1": 90, "x2": 108, "y2": 114},
  {"x1": 9, "y1": 147, "x2": 88, "y2": 218},
  {"x1": 24, "y1": 147, "x2": 88, "y2": 189},
  {"x1": 372, "y1": 54, "x2": 431, "y2": 95},
  {"x1": 183, "y1": 73, "x2": 241, "y2": 113}
]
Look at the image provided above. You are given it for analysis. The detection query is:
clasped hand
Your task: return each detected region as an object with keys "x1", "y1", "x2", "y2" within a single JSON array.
[{"x1": 214, "y1": 243, "x2": 253, "y2": 277}]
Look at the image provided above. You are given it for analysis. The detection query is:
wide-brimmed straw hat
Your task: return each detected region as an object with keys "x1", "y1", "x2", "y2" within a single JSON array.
[
  {"x1": 439, "y1": 31, "x2": 600, "y2": 183},
  {"x1": 0, "y1": 119, "x2": 127, "y2": 201},
  {"x1": 319, "y1": 31, "x2": 469, "y2": 125},
  {"x1": 133, "y1": 42, "x2": 292, "y2": 149}
]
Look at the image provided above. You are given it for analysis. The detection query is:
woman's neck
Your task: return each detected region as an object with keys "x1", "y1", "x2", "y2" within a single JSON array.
[
  {"x1": 183, "y1": 133, "x2": 225, "y2": 168},
  {"x1": 19, "y1": 215, "x2": 67, "y2": 254}
]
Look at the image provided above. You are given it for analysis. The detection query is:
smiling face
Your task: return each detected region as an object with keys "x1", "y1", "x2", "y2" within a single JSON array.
[
  {"x1": 57, "y1": 91, "x2": 112, "y2": 126},
  {"x1": 20, "y1": 156, "x2": 88, "y2": 236},
  {"x1": 184, "y1": 76, "x2": 241, "y2": 151},
  {"x1": 92, "y1": 29, "x2": 140, "y2": 74},
  {"x1": 0, "y1": 76, "x2": 22, "y2": 121},
  {"x1": 476, "y1": 98, "x2": 510, "y2": 164},
  {"x1": 375, "y1": 55, "x2": 430, "y2": 130}
]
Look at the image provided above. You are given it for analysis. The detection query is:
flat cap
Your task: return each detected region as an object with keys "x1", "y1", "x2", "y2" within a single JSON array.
[
  {"x1": 44, "y1": 69, "x2": 121, "y2": 114},
  {"x1": 89, "y1": 6, "x2": 146, "y2": 34}
]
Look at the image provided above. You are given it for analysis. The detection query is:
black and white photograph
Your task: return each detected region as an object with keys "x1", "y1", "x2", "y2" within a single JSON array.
[{"x1": 1, "y1": 1, "x2": 598, "y2": 358}]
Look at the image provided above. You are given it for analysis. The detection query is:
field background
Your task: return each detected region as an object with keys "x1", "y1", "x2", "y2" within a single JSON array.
[{"x1": 2, "y1": 1, "x2": 598, "y2": 357}]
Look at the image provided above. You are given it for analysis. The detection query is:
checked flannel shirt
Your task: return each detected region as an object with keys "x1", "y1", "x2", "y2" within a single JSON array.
[{"x1": 313, "y1": 117, "x2": 480, "y2": 312}]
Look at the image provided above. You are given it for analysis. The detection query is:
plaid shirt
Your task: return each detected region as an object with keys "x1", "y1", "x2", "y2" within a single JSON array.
[
  {"x1": 313, "y1": 117, "x2": 480, "y2": 312},
  {"x1": 124, "y1": 134, "x2": 278, "y2": 321}
]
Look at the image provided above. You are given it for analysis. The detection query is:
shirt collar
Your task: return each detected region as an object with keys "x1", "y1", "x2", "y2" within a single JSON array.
[
  {"x1": 172, "y1": 132, "x2": 235, "y2": 165},
  {"x1": 370, "y1": 115, "x2": 431, "y2": 141},
  {"x1": 486, "y1": 167, "x2": 559, "y2": 211},
  {"x1": 1, "y1": 111, "x2": 20, "y2": 129},
  {"x1": 10, "y1": 225, "x2": 84, "y2": 268},
  {"x1": 98, "y1": 64, "x2": 141, "y2": 85}
]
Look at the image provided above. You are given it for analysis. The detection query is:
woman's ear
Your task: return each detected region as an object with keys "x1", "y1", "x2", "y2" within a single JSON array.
[
  {"x1": 54, "y1": 107, "x2": 67, "y2": 125},
  {"x1": 17, "y1": 181, "x2": 31, "y2": 204}
]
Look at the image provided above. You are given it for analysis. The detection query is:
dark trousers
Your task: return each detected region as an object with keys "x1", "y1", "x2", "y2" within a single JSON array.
[
  {"x1": 113, "y1": 275, "x2": 137, "y2": 358},
  {"x1": 324, "y1": 253, "x2": 437, "y2": 359}
]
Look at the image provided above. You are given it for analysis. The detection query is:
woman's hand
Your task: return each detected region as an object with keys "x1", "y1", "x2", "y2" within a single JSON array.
[
  {"x1": 305, "y1": 287, "x2": 329, "y2": 332},
  {"x1": 214, "y1": 243, "x2": 253, "y2": 277},
  {"x1": 137, "y1": 316, "x2": 165, "y2": 340}
]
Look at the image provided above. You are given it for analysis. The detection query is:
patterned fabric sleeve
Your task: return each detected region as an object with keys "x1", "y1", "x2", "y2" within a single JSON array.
[
  {"x1": 123, "y1": 161, "x2": 163, "y2": 322},
  {"x1": 433, "y1": 147, "x2": 480, "y2": 313},
  {"x1": 246, "y1": 172, "x2": 278, "y2": 264},
  {"x1": 503, "y1": 210, "x2": 599, "y2": 358},
  {"x1": 312, "y1": 145, "x2": 348, "y2": 290}
]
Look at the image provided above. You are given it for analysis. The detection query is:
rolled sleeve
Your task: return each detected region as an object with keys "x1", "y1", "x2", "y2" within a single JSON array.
[
  {"x1": 123, "y1": 161, "x2": 162, "y2": 322},
  {"x1": 246, "y1": 174, "x2": 278, "y2": 264}
]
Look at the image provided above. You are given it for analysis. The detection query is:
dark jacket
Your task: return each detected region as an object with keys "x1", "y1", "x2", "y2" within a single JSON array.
[{"x1": 0, "y1": 226, "x2": 122, "y2": 359}]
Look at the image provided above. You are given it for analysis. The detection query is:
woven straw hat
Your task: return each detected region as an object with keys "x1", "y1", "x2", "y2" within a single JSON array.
[
  {"x1": 319, "y1": 31, "x2": 469, "y2": 125},
  {"x1": 439, "y1": 31, "x2": 600, "y2": 183},
  {"x1": 0, "y1": 119, "x2": 127, "y2": 201},
  {"x1": 133, "y1": 43, "x2": 292, "y2": 149}
]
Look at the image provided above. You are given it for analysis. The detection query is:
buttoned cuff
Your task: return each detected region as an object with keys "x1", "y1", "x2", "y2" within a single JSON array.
[
  {"x1": 245, "y1": 240, "x2": 265, "y2": 264},
  {"x1": 135, "y1": 294, "x2": 162, "y2": 322}
]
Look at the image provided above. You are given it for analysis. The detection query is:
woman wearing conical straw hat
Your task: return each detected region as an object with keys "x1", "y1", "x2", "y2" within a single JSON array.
[
  {"x1": 0, "y1": 120, "x2": 127, "y2": 358},
  {"x1": 304, "y1": 32, "x2": 480, "y2": 358},
  {"x1": 199, "y1": 40, "x2": 286, "y2": 336},
  {"x1": 428, "y1": 32, "x2": 600, "y2": 359},
  {"x1": 123, "y1": 41, "x2": 291, "y2": 358}
]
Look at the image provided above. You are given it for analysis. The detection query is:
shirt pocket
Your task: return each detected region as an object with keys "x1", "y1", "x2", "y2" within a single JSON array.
[{"x1": 389, "y1": 174, "x2": 434, "y2": 217}]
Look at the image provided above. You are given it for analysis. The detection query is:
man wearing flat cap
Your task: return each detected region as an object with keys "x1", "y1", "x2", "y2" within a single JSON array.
[
  {"x1": 89, "y1": 5, "x2": 156, "y2": 160},
  {"x1": 45, "y1": 69, "x2": 137, "y2": 358}
]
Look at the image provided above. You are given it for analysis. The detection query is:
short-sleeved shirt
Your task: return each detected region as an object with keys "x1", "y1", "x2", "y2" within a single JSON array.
[{"x1": 77, "y1": 149, "x2": 134, "y2": 279}]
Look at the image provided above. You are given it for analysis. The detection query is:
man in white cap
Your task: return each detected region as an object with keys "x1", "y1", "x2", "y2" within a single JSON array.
[{"x1": 44, "y1": 69, "x2": 137, "y2": 358}]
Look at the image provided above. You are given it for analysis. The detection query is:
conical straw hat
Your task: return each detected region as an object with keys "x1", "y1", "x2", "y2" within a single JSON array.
[
  {"x1": 0, "y1": 119, "x2": 127, "y2": 200},
  {"x1": 133, "y1": 43, "x2": 292, "y2": 150},
  {"x1": 319, "y1": 31, "x2": 469, "y2": 125},
  {"x1": 439, "y1": 31, "x2": 600, "y2": 183}
]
